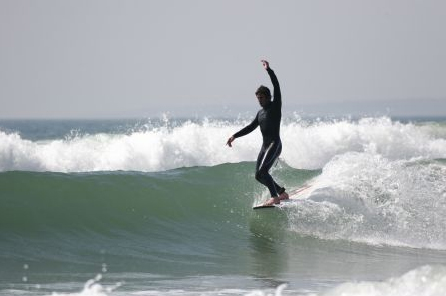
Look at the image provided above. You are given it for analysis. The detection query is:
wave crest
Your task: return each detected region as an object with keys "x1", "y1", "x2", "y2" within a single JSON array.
[{"x1": 0, "y1": 117, "x2": 445, "y2": 172}]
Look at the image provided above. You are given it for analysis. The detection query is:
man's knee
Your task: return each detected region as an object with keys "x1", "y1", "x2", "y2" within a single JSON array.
[
  {"x1": 255, "y1": 169, "x2": 267, "y2": 182},
  {"x1": 255, "y1": 171, "x2": 262, "y2": 182}
]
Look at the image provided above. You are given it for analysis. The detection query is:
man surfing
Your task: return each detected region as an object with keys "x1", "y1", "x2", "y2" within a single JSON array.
[{"x1": 226, "y1": 60, "x2": 289, "y2": 206}]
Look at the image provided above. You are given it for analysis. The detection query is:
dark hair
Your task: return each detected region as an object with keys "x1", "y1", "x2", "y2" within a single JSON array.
[{"x1": 255, "y1": 85, "x2": 271, "y2": 99}]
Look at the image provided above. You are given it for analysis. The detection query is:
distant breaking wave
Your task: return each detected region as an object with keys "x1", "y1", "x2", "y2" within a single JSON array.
[{"x1": 0, "y1": 117, "x2": 445, "y2": 172}]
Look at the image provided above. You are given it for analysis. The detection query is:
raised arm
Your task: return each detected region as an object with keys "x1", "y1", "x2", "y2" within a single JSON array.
[{"x1": 262, "y1": 60, "x2": 281, "y2": 106}]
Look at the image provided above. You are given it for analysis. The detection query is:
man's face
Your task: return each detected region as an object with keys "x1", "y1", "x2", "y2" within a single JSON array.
[{"x1": 256, "y1": 93, "x2": 269, "y2": 107}]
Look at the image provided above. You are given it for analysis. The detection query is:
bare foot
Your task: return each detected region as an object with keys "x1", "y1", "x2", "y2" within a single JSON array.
[
  {"x1": 263, "y1": 197, "x2": 280, "y2": 206},
  {"x1": 279, "y1": 191, "x2": 289, "y2": 201}
]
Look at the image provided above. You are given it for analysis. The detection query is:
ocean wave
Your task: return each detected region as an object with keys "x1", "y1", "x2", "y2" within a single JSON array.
[
  {"x1": 0, "y1": 117, "x2": 445, "y2": 173},
  {"x1": 1, "y1": 153, "x2": 446, "y2": 250}
]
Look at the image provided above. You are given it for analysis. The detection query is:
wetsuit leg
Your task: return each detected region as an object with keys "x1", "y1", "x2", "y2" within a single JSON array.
[{"x1": 255, "y1": 140, "x2": 284, "y2": 197}]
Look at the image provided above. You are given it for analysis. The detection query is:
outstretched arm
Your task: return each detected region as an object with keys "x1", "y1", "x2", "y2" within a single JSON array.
[
  {"x1": 261, "y1": 60, "x2": 281, "y2": 106},
  {"x1": 226, "y1": 115, "x2": 259, "y2": 147}
]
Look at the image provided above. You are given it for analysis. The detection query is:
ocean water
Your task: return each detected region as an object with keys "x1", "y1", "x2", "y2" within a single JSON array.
[{"x1": 1, "y1": 116, "x2": 446, "y2": 296}]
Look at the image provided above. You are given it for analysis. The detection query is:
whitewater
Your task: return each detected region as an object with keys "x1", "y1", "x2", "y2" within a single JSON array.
[
  {"x1": 1, "y1": 116, "x2": 445, "y2": 172},
  {"x1": 1, "y1": 116, "x2": 446, "y2": 296}
]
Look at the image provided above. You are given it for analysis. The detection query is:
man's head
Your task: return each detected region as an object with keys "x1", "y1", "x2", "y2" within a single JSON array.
[{"x1": 255, "y1": 85, "x2": 271, "y2": 107}]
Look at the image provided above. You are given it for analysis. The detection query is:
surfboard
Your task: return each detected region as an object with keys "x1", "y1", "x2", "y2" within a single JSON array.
[
  {"x1": 253, "y1": 204, "x2": 275, "y2": 209},
  {"x1": 252, "y1": 184, "x2": 313, "y2": 210}
]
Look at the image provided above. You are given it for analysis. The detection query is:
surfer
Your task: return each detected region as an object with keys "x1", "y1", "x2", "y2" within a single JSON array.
[{"x1": 226, "y1": 60, "x2": 289, "y2": 206}]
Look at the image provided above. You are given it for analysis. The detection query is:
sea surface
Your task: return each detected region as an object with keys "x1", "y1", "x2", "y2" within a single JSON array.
[{"x1": 1, "y1": 115, "x2": 446, "y2": 296}]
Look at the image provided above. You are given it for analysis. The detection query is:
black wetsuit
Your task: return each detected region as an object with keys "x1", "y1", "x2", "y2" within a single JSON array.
[{"x1": 233, "y1": 68, "x2": 285, "y2": 197}]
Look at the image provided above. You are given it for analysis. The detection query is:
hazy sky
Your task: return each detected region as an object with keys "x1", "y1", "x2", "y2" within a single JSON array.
[{"x1": 1, "y1": 0, "x2": 445, "y2": 118}]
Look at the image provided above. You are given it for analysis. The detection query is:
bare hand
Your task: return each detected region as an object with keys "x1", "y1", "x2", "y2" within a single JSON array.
[
  {"x1": 226, "y1": 136, "x2": 235, "y2": 147},
  {"x1": 261, "y1": 60, "x2": 270, "y2": 70}
]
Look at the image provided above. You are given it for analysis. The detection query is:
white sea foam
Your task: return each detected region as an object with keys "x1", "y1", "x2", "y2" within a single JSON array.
[
  {"x1": 282, "y1": 117, "x2": 446, "y2": 169},
  {"x1": 49, "y1": 274, "x2": 121, "y2": 296},
  {"x1": 286, "y1": 152, "x2": 446, "y2": 249},
  {"x1": 316, "y1": 265, "x2": 446, "y2": 296},
  {"x1": 0, "y1": 117, "x2": 445, "y2": 172},
  {"x1": 0, "y1": 120, "x2": 250, "y2": 172}
]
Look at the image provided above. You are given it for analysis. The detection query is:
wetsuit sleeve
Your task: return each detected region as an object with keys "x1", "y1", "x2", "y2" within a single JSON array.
[
  {"x1": 233, "y1": 114, "x2": 259, "y2": 138},
  {"x1": 267, "y1": 68, "x2": 281, "y2": 107}
]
